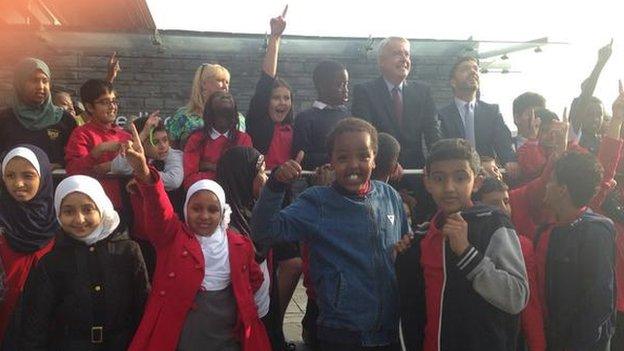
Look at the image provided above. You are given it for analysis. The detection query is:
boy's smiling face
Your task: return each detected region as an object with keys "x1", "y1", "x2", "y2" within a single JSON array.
[
  {"x1": 330, "y1": 131, "x2": 376, "y2": 193},
  {"x1": 425, "y1": 159, "x2": 479, "y2": 215}
]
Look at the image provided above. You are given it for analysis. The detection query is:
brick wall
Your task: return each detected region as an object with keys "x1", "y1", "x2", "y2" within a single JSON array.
[{"x1": 0, "y1": 29, "x2": 476, "y2": 120}]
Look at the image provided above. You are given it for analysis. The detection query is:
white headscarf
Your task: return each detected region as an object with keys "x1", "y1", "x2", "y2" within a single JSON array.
[
  {"x1": 185, "y1": 179, "x2": 232, "y2": 291},
  {"x1": 2, "y1": 147, "x2": 40, "y2": 175},
  {"x1": 54, "y1": 175, "x2": 120, "y2": 246}
]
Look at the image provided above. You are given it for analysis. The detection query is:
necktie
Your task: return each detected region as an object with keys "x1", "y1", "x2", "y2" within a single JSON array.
[
  {"x1": 392, "y1": 86, "x2": 403, "y2": 125},
  {"x1": 464, "y1": 102, "x2": 475, "y2": 147}
]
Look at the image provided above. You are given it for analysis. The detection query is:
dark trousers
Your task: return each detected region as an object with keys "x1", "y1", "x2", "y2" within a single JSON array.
[
  {"x1": 612, "y1": 312, "x2": 624, "y2": 351},
  {"x1": 319, "y1": 341, "x2": 401, "y2": 351},
  {"x1": 301, "y1": 297, "x2": 319, "y2": 349}
]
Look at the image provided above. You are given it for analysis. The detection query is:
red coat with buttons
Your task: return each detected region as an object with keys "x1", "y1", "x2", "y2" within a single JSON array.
[{"x1": 127, "y1": 172, "x2": 271, "y2": 351}]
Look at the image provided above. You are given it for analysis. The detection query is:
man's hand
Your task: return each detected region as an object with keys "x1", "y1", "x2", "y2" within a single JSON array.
[
  {"x1": 525, "y1": 108, "x2": 541, "y2": 140},
  {"x1": 106, "y1": 51, "x2": 121, "y2": 83},
  {"x1": 269, "y1": 5, "x2": 288, "y2": 38},
  {"x1": 90, "y1": 141, "x2": 121, "y2": 159},
  {"x1": 275, "y1": 151, "x2": 304, "y2": 184},
  {"x1": 120, "y1": 124, "x2": 151, "y2": 183},
  {"x1": 551, "y1": 107, "x2": 570, "y2": 155},
  {"x1": 442, "y1": 212, "x2": 470, "y2": 256}
]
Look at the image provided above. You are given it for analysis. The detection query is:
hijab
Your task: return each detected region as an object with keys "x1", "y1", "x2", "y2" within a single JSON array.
[
  {"x1": 184, "y1": 179, "x2": 232, "y2": 291},
  {"x1": 0, "y1": 145, "x2": 58, "y2": 253},
  {"x1": 216, "y1": 146, "x2": 263, "y2": 238},
  {"x1": 54, "y1": 175, "x2": 120, "y2": 246},
  {"x1": 12, "y1": 58, "x2": 64, "y2": 130}
]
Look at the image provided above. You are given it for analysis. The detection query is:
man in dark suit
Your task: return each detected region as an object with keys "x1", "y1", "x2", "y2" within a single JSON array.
[
  {"x1": 352, "y1": 37, "x2": 440, "y2": 169},
  {"x1": 438, "y1": 56, "x2": 519, "y2": 175}
]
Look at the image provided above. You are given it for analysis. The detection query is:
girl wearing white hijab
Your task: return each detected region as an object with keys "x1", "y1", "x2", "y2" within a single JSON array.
[
  {"x1": 18, "y1": 175, "x2": 149, "y2": 350},
  {"x1": 123, "y1": 123, "x2": 271, "y2": 351}
]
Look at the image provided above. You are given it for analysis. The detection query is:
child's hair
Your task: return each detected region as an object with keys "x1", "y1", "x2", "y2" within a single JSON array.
[
  {"x1": 187, "y1": 63, "x2": 231, "y2": 115},
  {"x1": 473, "y1": 177, "x2": 509, "y2": 202},
  {"x1": 326, "y1": 118, "x2": 378, "y2": 156},
  {"x1": 425, "y1": 138, "x2": 481, "y2": 175},
  {"x1": 80, "y1": 79, "x2": 114, "y2": 106},
  {"x1": 272, "y1": 77, "x2": 294, "y2": 125},
  {"x1": 554, "y1": 151, "x2": 603, "y2": 208},
  {"x1": 480, "y1": 155, "x2": 495, "y2": 164},
  {"x1": 312, "y1": 60, "x2": 346, "y2": 94},
  {"x1": 372, "y1": 132, "x2": 400, "y2": 180},
  {"x1": 536, "y1": 108, "x2": 559, "y2": 130},
  {"x1": 513, "y1": 92, "x2": 546, "y2": 118}
]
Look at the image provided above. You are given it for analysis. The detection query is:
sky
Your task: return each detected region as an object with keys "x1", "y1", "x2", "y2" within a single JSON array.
[{"x1": 147, "y1": 0, "x2": 624, "y2": 130}]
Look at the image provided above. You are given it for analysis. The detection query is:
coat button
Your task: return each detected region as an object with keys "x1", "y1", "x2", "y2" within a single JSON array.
[
  {"x1": 182, "y1": 250, "x2": 189, "y2": 257},
  {"x1": 94, "y1": 285, "x2": 102, "y2": 292},
  {"x1": 168, "y1": 272, "x2": 176, "y2": 278},
  {"x1": 89, "y1": 247, "x2": 95, "y2": 252},
  {"x1": 159, "y1": 290, "x2": 166, "y2": 296}
]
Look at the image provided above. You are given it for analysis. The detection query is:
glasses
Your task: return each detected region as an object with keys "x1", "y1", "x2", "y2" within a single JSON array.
[{"x1": 94, "y1": 99, "x2": 119, "y2": 107}]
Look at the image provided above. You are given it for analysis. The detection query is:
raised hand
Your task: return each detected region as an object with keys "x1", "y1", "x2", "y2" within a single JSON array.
[
  {"x1": 526, "y1": 108, "x2": 541, "y2": 139},
  {"x1": 139, "y1": 110, "x2": 161, "y2": 141},
  {"x1": 106, "y1": 51, "x2": 121, "y2": 83},
  {"x1": 269, "y1": 5, "x2": 288, "y2": 37},
  {"x1": 598, "y1": 39, "x2": 613, "y2": 65},
  {"x1": 275, "y1": 150, "x2": 304, "y2": 184},
  {"x1": 90, "y1": 141, "x2": 121, "y2": 159},
  {"x1": 120, "y1": 123, "x2": 151, "y2": 182},
  {"x1": 442, "y1": 212, "x2": 470, "y2": 256},
  {"x1": 552, "y1": 107, "x2": 570, "y2": 154}
]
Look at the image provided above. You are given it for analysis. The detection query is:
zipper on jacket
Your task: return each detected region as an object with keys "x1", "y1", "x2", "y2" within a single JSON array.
[
  {"x1": 438, "y1": 240, "x2": 447, "y2": 351},
  {"x1": 366, "y1": 200, "x2": 384, "y2": 331}
]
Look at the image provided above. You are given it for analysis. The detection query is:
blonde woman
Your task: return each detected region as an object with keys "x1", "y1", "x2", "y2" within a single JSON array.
[{"x1": 167, "y1": 64, "x2": 246, "y2": 148}]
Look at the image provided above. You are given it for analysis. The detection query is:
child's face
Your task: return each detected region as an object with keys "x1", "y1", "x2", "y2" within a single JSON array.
[
  {"x1": 330, "y1": 131, "x2": 376, "y2": 193},
  {"x1": 88, "y1": 91, "x2": 118, "y2": 125},
  {"x1": 481, "y1": 160, "x2": 502, "y2": 180},
  {"x1": 145, "y1": 130, "x2": 170, "y2": 161},
  {"x1": 544, "y1": 173, "x2": 566, "y2": 211},
  {"x1": 58, "y1": 192, "x2": 102, "y2": 238},
  {"x1": 53, "y1": 92, "x2": 76, "y2": 117},
  {"x1": 480, "y1": 190, "x2": 512, "y2": 217},
  {"x1": 211, "y1": 93, "x2": 236, "y2": 132},
  {"x1": 424, "y1": 159, "x2": 477, "y2": 215},
  {"x1": 269, "y1": 86, "x2": 292, "y2": 123},
  {"x1": 2, "y1": 157, "x2": 40, "y2": 202},
  {"x1": 187, "y1": 190, "x2": 221, "y2": 236},
  {"x1": 253, "y1": 160, "x2": 267, "y2": 200},
  {"x1": 323, "y1": 69, "x2": 349, "y2": 106}
]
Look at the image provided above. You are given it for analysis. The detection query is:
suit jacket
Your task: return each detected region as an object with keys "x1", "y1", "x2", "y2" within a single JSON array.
[
  {"x1": 438, "y1": 100, "x2": 516, "y2": 164},
  {"x1": 352, "y1": 77, "x2": 440, "y2": 168}
]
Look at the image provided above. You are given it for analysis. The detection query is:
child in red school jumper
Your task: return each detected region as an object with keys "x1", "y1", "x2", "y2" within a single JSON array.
[
  {"x1": 473, "y1": 177, "x2": 546, "y2": 351},
  {"x1": 535, "y1": 151, "x2": 616, "y2": 350},
  {"x1": 0, "y1": 145, "x2": 57, "y2": 345},
  {"x1": 183, "y1": 91, "x2": 252, "y2": 188},
  {"x1": 65, "y1": 79, "x2": 131, "y2": 209},
  {"x1": 122, "y1": 125, "x2": 270, "y2": 351},
  {"x1": 396, "y1": 138, "x2": 529, "y2": 351}
]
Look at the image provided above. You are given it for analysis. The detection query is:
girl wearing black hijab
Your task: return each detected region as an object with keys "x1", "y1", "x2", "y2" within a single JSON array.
[{"x1": 0, "y1": 144, "x2": 58, "y2": 341}]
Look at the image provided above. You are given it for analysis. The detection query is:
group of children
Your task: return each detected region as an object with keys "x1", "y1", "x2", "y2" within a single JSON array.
[{"x1": 0, "y1": 9, "x2": 623, "y2": 351}]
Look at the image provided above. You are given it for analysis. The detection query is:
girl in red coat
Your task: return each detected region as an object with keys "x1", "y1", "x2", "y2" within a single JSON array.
[
  {"x1": 183, "y1": 91, "x2": 253, "y2": 188},
  {"x1": 0, "y1": 145, "x2": 57, "y2": 345},
  {"x1": 124, "y1": 124, "x2": 270, "y2": 351}
]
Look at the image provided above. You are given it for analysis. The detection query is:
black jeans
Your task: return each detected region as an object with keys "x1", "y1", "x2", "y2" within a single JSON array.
[
  {"x1": 319, "y1": 341, "x2": 402, "y2": 351},
  {"x1": 612, "y1": 312, "x2": 624, "y2": 351}
]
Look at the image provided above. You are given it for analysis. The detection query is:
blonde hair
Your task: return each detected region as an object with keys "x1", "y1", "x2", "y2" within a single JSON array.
[
  {"x1": 186, "y1": 63, "x2": 231, "y2": 116},
  {"x1": 377, "y1": 37, "x2": 410, "y2": 63}
]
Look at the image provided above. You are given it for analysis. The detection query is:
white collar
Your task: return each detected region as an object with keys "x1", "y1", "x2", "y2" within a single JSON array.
[
  {"x1": 209, "y1": 128, "x2": 231, "y2": 140},
  {"x1": 312, "y1": 100, "x2": 346, "y2": 110},
  {"x1": 454, "y1": 97, "x2": 476, "y2": 111},
  {"x1": 384, "y1": 78, "x2": 404, "y2": 94}
]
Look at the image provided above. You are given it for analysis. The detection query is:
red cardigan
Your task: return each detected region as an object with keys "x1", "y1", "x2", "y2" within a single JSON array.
[
  {"x1": 183, "y1": 129, "x2": 253, "y2": 188},
  {"x1": 65, "y1": 122, "x2": 131, "y2": 209},
  {"x1": 128, "y1": 173, "x2": 270, "y2": 351},
  {"x1": 0, "y1": 235, "x2": 54, "y2": 339},
  {"x1": 518, "y1": 235, "x2": 546, "y2": 351}
]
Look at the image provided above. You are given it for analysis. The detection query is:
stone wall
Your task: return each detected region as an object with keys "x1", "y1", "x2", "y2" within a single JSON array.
[{"x1": 0, "y1": 29, "x2": 477, "y2": 120}]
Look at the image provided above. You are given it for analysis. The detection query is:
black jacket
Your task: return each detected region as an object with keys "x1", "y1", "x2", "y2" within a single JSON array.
[
  {"x1": 19, "y1": 226, "x2": 149, "y2": 351},
  {"x1": 396, "y1": 204, "x2": 528, "y2": 351},
  {"x1": 352, "y1": 77, "x2": 440, "y2": 168},
  {"x1": 438, "y1": 100, "x2": 516, "y2": 164},
  {"x1": 535, "y1": 210, "x2": 616, "y2": 351}
]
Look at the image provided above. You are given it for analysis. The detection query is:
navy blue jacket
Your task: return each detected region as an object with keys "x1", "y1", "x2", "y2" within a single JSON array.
[{"x1": 251, "y1": 179, "x2": 409, "y2": 346}]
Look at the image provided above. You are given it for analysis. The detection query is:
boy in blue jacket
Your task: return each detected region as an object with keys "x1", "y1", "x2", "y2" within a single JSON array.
[{"x1": 252, "y1": 118, "x2": 410, "y2": 350}]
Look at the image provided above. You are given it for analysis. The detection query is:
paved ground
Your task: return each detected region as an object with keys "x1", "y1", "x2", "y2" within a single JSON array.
[{"x1": 282, "y1": 279, "x2": 310, "y2": 350}]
